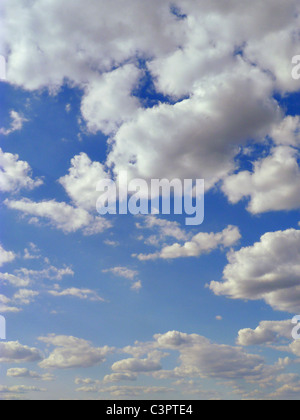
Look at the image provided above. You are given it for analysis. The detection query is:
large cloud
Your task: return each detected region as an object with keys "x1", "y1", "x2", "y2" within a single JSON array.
[
  {"x1": 113, "y1": 331, "x2": 279, "y2": 382},
  {"x1": 108, "y1": 62, "x2": 279, "y2": 187},
  {"x1": 210, "y1": 228, "x2": 300, "y2": 313},
  {"x1": 80, "y1": 65, "x2": 141, "y2": 135},
  {"x1": 3, "y1": 0, "x2": 299, "y2": 189},
  {"x1": 38, "y1": 335, "x2": 114, "y2": 369}
]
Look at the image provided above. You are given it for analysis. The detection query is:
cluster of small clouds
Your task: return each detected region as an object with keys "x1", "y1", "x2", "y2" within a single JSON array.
[
  {"x1": 1, "y1": 320, "x2": 300, "y2": 399},
  {"x1": 0, "y1": 243, "x2": 104, "y2": 313}
]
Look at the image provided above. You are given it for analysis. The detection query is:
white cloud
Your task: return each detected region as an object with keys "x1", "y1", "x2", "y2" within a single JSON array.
[
  {"x1": 104, "y1": 239, "x2": 120, "y2": 247},
  {"x1": 103, "y1": 373, "x2": 137, "y2": 384},
  {"x1": 112, "y1": 358, "x2": 162, "y2": 374},
  {"x1": 237, "y1": 320, "x2": 293, "y2": 346},
  {"x1": 0, "y1": 289, "x2": 39, "y2": 313},
  {"x1": 23, "y1": 243, "x2": 41, "y2": 261},
  {"x1": 4, "y1": 0, "x2": 179, "y2": 90},
  {"x1": 5, "y1": 198, "x2": 111, "y2": 235},
  {"x1": 135, "y1": 225, "x2": 241, "y2": 260},
  {"x1": 103, "y1": 267, "x2": 138, "y2": 280},
  {"x1": 0, "y1": 148, "x2": 43, "y2": 193},
  {"x1": 136, "y1": 216, "x2": 189, "y2": 245},
  {"x1": 81, "y1": 65, "x2": 141, "y2": 135},
  {"x1": 49, "y1": 287, "x2": 104, "y2": 302},
  {"x1": 7, "y1": 368, "x2": 54, "y2": 381},
  {"x1": 223, "y1": 147, "x2": 300, "y2": 214},
  {"x1": 108, "y1": 62, "x2": 279, "y2": 189},
  {"x1": 103, "y1": 266, "x2": 141, "y2": 291},
  {"x1": 0, "y1": 110, "x2": 28, "y2": 135},
  {"x1": 0, "y1": 294, "x2": 21, "y2": 313},
  {"x1": 269, "y1": 384, "x2": 300, "y2": 400},
  {"x1": 0, "y1": 244, "x2": 16, "y2": 267},
  {"x1": 13, "y1": 289, "x2": 39, "y2": 305},
  {"x1": 4, "y1": 0, "x2": 299, "y2": 190},
  {"x1": 16, "y1": 265, "x2": 74, "y2": 282},
  {"x1": 210, "y1": 228, "x2": 300, "y2": 313},
  {"x1": 0, "y1": 341, "x2": 42, "y2": 363},
  {"x1": 59, "y1": 153, "x2": 108, "y2": 212},
  {"x1": 38, "y1": 335, "x2": 114, "y2": 369},
  {"x1": 0, "y1": 273, "x2": 30, "y2": 288}
]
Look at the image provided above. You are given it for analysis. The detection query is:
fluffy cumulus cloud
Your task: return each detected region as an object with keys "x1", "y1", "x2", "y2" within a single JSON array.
[
  {"x1": 271, "y1": 116, "x2": 300, "y2": 147},
  {"x1": 237, "y1": 320, "x2": 293, "y2": 346},
  {"x1": 109, "y1": 331, "x2": 278, "y2": 383},
  {"x1": 59, "y1": 153, "x2": 108, "y2": 212},
  {"x1": 223, "y1": 147, "x2": 300, "y2": 214},
  {"x1": 237, "y1": 319, "x2": 300, "y2": 362},
  {"x1": 112, "y1": 358, "x2": 162, "y2": 374},
  {"x1": 108, "y1": 62, "x2": 279, "y2": 188},
  {"x1": 81, "y1": 65, "x2": 141, "y2": 135},
  {"x1": 135, "y1": 225, "x2": 241, "y2": 261},
  {"x1": 0, "y1": 244, "x2": 15, "y2": 267},
  {"x1": 0, "y1": 149, "x2": 43, "y2": 193},
  {"x1": 210, "y1": 228, "x2": 300, "y2": 313},
  {"x1": 4, "y1": 198, "x2": 111, "y2": 235},
  {"x1": 103, "y1": 373, "x2": 137, "y2": 384},
  {"x1": 0, "y1": 341, "x2": 43, "y2": 363},
  {"x1": 38, "y1": 335, "x2": 114, "y2": 369},
  {"x1": 3, "y1": 0, "x2": 299, "y2": 189}
]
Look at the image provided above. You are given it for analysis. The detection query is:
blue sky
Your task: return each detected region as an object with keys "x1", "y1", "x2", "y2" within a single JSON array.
[{"x1": 1, "y1": 0, "x2": 300, "y2": 400}]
